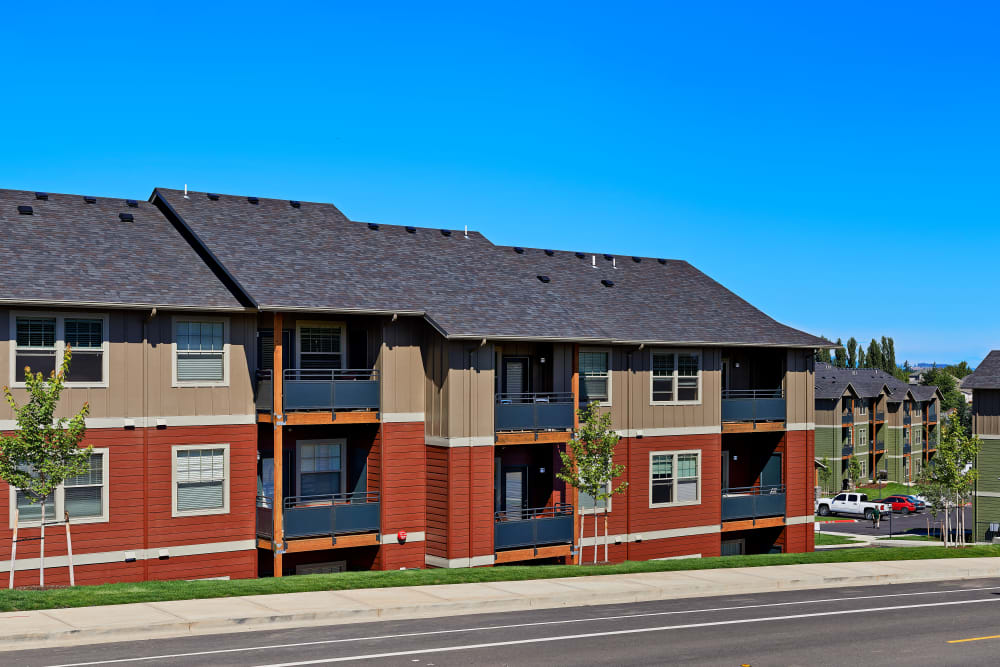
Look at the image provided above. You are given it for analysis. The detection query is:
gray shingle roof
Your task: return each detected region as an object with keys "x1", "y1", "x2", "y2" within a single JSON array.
[
  {"x1": 814, "y1": 364, "x2": 926, "y2": 402},
  {"x1": 0, "y1": 189, "x2": 245, "y2": 310},
  {"x1": 964, "y1": 351, "x2": 1000, "y2": 389},
  {"x1": 153, "y1": 188, "x2": 833, "y2": 347},
  {"x1": 910, "y1": 384, "x2": 942, "y2": 402}
]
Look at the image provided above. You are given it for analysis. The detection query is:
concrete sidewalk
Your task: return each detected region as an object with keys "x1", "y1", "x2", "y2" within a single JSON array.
[{"x1": 2, "y1": 557, "x2": 999, "y2": 651}]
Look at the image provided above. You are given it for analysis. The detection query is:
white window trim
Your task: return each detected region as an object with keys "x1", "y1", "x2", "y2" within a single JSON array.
[
  {"x1": 296, "y1": 438, "x2": 347, "y2": 497},
  {"x1": 578, "y1": 480, "x2": 612, "y2": 514},
  {"x1": 171, "y1": 443, "x2": 231, "y2": 518},
  {"x1": 171, "y1": 316, "x2": 230, "y2": 388},
  {"x1": 8, "y1": 448, "x2": 110, "y2": 528},
  {"x1": 649, "y1": 449, "x2": 702, "y2": 508},
  {"x1": 9, "y1": 311, "x2": 110, "y2": 389},
  {"x1": 649, "y1": 348, "x2": 703, "y2": 406},
  {"x1": 294, "y1": 320, "x2": 347, "y2": 371},
  {"x1": 579, "y1": 347, "x2": 612, "y2": 407}
]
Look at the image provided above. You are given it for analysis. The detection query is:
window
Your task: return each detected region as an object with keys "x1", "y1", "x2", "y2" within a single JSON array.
[
  {"x1": 10, "y1": 313, "x2": 108, "y2": 386},
  {"x1": 9, "y1": 450, "x2": 109, "y2": 527},
  {"x1": 651, "y1": 350, "x2": 701, "y2": 404},
  {"x1": 579, "y1": 350, "x2": 610, "y2": 404},
  {"x1": 297, "y1": 323, "x2": 344, "y2": 370},
  {"x1": 297, "y1": 440, "x2": 345, "y2": 497},
  {"x1": 579, "y1": 481, "x2": 611, "y2": 513},
  {"x1": 173, "y1": 445, "x2": 229, "y2": 516},
  {"x1": 174, "y1": 319, "x2": 227, "y2": 385},
  {"x1": 649, "y1": 451, "x2": 701, "y2": 507}
]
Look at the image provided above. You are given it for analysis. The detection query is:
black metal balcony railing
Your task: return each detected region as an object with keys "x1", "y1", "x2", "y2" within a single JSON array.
[
  {"x1": 874, "y1": 438, "x2": 886, "y2": 452},
  {"x1": 903, "y1": 443, "x2": 912, "y2": 454},
  {"x1": 875, "y1": 411, "x2": 885, "y2": 421},
  {"x1": 842, "y1": 445, "x2": 853, "y2": 457},
  {"x1": 720, "y1": 389, "x2": 786, "y2": 423},
  {"x1": 256, "y1": 491, "x2": 381, "y2": 541},
  {"x1": 495, "y1": 392, "x2": 575, "y2": 432},
  {"x1": 904, "y1": 415, "x2": 912, "y2": 425},
  {"x1": 494, "y1": 503, "x2": 574, "y2": 551},
  {"x1": 255, "y1": 369, "x2": 380, "y2": 413},
  {"x1": 842, "y1": 414, "x2": 854, "y2": 426},
  {"x1": 721, "y1": 485, "x2": 786, "y2": 521}
]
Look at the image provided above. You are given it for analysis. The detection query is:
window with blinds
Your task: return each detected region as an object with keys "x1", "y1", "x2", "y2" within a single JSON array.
[
  {"x1": 64, "y1": 452, "x2": 105, "y2": 519},
  {"x1": 579, "y1": 350, "x2": 610, "y2": 403},
  {"x1": 15, "y1": 317, "x2": 57, "y2": 381},
  {"x1": 650, "y1": 451, "x2": 701, "y2": 507},
  {"x1": 175, "y1": 448, "x2": 227, "y2": 513},
  {"x1": 65, "y1": 319, "x2": 104, "y2": 383},
  {"x1": 15, "y1": 490, "x2": 55, "y2": 523},
  {"x1": 298, "y1": 442, "x2": 342, "y2": 497},
  {"x1": 299, "y1": 326, "x2": 342, "y2": 370},
  {"x1": 651, "y1": 350, "x2": 700, "y2": 404},
  {"x1": 176, "y1": 321, "x2": 225, "y2": 383}
]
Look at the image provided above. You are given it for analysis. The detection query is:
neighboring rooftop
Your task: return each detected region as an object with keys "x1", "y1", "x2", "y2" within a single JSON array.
[
  {"x1": 815, "y1": 363, "x2": 930, "y2": 403},
  {"x1": 963, "y1": 351, "x2": 1000, "y2": 389},
  {"x1": 152, "y1": 187, "x2": 834, "y2": 347},
  {"x1": 0, "y1": 189, "x2": 245, "y2": 310}
]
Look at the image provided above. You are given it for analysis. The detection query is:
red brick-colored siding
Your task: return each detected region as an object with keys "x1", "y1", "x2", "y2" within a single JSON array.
[
  {"x1": 377, "y1": 422, "x2": 426, "y2": 570},
  {"x1": 1, "y1": 425, "x2": 258, "y2": 586}
]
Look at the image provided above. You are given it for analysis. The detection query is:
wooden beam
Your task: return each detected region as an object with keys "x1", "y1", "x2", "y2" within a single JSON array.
[
  {"x1": 721, "y1": 516, "x2": 786, "y2": 532},
  {"x1": 721, "y1": 421, "x2": 786, "y2": 434},
  {"x1": 284, "y1": 533, "x2": 380, "y2": 553},
  {"x1": 283, "y1": 411, "x2": 380, "y2": 426},
  {"x1": 495, "y1": 431, "x2": 572, "y2": 446},
  {"x1": 494, "y1": 544, "x2": 572, "y2": 564},
  {"x1": 272, "y1": 312, "x2": 284, "y2": 577}
]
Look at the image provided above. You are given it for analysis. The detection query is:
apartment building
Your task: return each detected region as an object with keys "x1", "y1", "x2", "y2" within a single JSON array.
[
  {"x1": 965, "y1": 351, "x2": 1000, "y2": 542},
  {"x1": 1, "y1": 186, "x2": 833, "y2": 584},
  {"x1": 814, "y1": 364, "x2": 941, "y2": 489}
]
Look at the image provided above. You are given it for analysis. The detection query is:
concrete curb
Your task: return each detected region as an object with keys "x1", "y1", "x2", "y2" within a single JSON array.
[{"x1": 2, "y1": 557, "x2": 999, "y2": 651}]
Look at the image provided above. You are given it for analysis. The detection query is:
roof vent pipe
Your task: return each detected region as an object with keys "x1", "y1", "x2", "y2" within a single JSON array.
[
  {"x1": 613, "y1": 258, "x2": 617, "y2": 269},
  {"x1": 464, "y1": 225, "x2": 469, "y2": 239},
  {"x1": 184, "y1": 184, "x2": 189, "y2": 199},
  {"x1": 592, "y1": 255, "x2": 596, "y2": 268}
]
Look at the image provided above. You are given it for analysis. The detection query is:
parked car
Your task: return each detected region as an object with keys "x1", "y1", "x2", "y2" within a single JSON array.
[
  {"x1": 903, "y1": 494, "x2": 927, "y2": 511},
  {"x1": 878, "y1": 495, "x2": 920, "y2": 514},
  {"x1": 816, "y1": 493, "x2": 893, "y2": 519}
]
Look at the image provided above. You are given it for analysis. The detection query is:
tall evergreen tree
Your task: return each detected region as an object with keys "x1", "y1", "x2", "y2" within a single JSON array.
[
  {"x1": 814, "y1": 345, "x2": 832, "y2": 365},
  {"x1": 858, "y1": 348, "x2": 867, "y2": 369},
  {"x1": 868, "y1": 338, "x2": 883, "y2": 372},
  {"x1": 834, "y1": 338, "x2": 847, "y2": 368},
  {"x1": 885, "y1": 337, "x2": 897, "y2": 372},
  {"x1": 846, "y1": 337, "x2": 858, "y2": 369},
  {"x1": 880, "y1": 336, "x2": 892, "y2": 372}
]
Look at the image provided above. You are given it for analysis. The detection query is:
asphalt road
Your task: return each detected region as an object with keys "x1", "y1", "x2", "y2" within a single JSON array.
[
  {"x1": 817, "y1": 505, "x2": 972, "y2": 538},
  {"x1": 8, "y1": 578, "x2": 1000, "y2": 666}
]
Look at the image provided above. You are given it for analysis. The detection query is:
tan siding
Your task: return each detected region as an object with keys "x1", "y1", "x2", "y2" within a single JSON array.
[
  {"x1": 785, "y1": 349, "x2": 814, "y2": 425},
  {"x1": 613, "y1": 347, "x2": 721, "y2": 432},
  {"x1": 380, "y1": 317, "x2": 425, "y2": 415},
  {"x1": 445, "y1": 341, "x2": 495, "y2": 439},
  {"x1": 423, "y1": 334, "x2": 448, "y2": 439},
  {"x1": 974, "y1": 389, "x2": 1000, "y2": 436}
]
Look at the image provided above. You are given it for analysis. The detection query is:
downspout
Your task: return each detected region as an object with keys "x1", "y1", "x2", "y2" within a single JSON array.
[{"x1": 142, "y1": 307, "x2": 156, "y2": 581}]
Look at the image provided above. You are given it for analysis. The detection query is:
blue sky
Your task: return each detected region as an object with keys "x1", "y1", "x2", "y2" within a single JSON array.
[{"x1": 3, "y1": 3, "x2": 996, "y2": 365}]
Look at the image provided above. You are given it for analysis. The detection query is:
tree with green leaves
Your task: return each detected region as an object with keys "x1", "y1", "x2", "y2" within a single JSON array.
[
  {"x1": 847, "y1": 454, "x2": 863, "y2": 490},
  {"x1": 865, "y1": 339, "x2": 881, "y2": 372},
  {"x1": 815, "y1": 346, "x2": 833, "y2": 365},
  {"x1": 858, "y1": 347, "x2": 868, "y2": 369},
  {"x1": 834, "y1": 338, "x2": 847, "y2": 368},
  {"x1": 846, "y1": 337, "x2": 858, "y2": 369},
  {"x1": 945, "y1": 361, "x2": 973, "y2": 379},
  {"x1": 916, "y1": 416, "x2": 981, "y2": 547},
  {"x1": 558, "y1": 401, "x2": 628, "y2": 564},
  {"x1": 880, "y1": 337, "x2": 892, "y2": 372},
  {"x1": 922, "y1": 367, "x2": 964, "y2": 413},
  {"x1": 0, "y1": 348, "x2": 91, "y2": 586},
  {"x1": 817, "y1": 457, "x2": 833, "y2": 495}
]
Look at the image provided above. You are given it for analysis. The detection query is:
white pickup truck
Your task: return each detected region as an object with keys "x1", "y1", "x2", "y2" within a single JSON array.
[{"x1": 816, "y1": 493, "x2": 893, "y2": 519}]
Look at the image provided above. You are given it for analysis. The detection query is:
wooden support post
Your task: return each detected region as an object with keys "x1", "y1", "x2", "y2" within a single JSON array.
[
  {"x1": 272, "y1": 312, "x2": 285, "y2": 577},
  {"x1": 64, "y1": 512, "x2": 74, "y2": 587},
  {"x1": 39, "y1": 510, "x2": 45, "y2": 588},
  {"x1": 571, "y1": 343, "x2": 580, "y2": 565}
]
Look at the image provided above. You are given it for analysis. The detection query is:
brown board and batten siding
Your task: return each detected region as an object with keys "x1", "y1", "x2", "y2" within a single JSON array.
[
  {"x1": 0, "y1": 307, "x2": 256, "y2": 421},
  {"x1": 785, "y1": 349, "x2": 814, "y2": 426},
  {"x1": 446, "y1": 342, "x2": 494, "y2": 439},
  {"x1": 973, "y1": 389, "x2": 1000, "y2": 436},
  {"x1": 615, "y1": 347, "x2": 722, "y2": 432},
  {"x1": 379, "y1": 317, "x2": 425, "y2": 417}
]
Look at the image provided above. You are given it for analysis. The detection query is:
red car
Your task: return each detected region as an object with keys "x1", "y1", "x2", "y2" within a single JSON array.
[{"x1": 879, "y1": 495, "x2": 919, "y2": 514}]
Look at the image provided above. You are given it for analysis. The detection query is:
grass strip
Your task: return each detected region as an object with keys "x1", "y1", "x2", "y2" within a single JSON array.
[{"x1": 2, "y1": 545, "x2": 997, "y2": 613}]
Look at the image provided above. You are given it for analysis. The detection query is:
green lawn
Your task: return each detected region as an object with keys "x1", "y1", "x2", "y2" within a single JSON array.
[
  {"x1": 1, "y1": 545, "x2": 998, "y2": 613},
  {"x1": 814, "y1": 515, "x2": 855, "y2": 523},
  {"x1": 856, "y1": 483, "x2": 919, "y2": 499},
  {"x1": 815, "y1": 533, "x2": 863, "y2": 545},
  {"x1": 877, "y1": 534, "x2": 938, "y2": 542}
]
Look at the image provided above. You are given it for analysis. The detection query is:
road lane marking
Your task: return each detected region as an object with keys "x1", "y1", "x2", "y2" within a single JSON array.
[
  {"x1": 255, "y1": 598, "x2": 1000, "y2": 666},
  {"x1": 45, "y1": 585, "x2": 1000, "y2": 667},
  {"x1": 947, "y1": 634, "x2": 1000, "y2": 644}
]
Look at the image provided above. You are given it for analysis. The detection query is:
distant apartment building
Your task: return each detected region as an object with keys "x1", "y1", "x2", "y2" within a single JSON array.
[
  {"x1": 0, "y1": 186, "x2": 833, "y2": 585},
  {"x1": 965, "y1": 352, "x2": 1000, "y2": 542},
  {"x1": 814, "y1": 364, "x2": 941, "y2": 489}
]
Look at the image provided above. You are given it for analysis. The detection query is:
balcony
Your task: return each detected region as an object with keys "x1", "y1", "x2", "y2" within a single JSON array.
[
  {"x1": 842, "y1": 414, "x2": 854, "y2": 426},
  {"x1": 721, "y1": 389, "x2": 786, "y2": 431},
  {"x1": 495, "y1": 392, "x2": 574, "y2": 435},
  {"x1": 904, "y1": 443, "x2": 912, "y2": 454},
  {"x1": 721, "y1": 485, "x2": 786, "y2": 521},
  {"x1": 256, "y1": 369, "x2": 380, "y2": 420},
  {"x1": 841, "y1": 445, "x2": 853, "y2": 457},
  {"x1": 904, "y1": 415, "x2": 912, "y2": 425},
  {"x1": 875, "y1": 411, "x2": 885, "y2": 422},
  {"x1": 928, "y1": 408, "x2": 938, "y2": 422},
  {"x1": 257, "y1": 491, "x2": 381, "y2": 543},
  {"x1": 494, "y1": 504, "x2": 574, "y2": 552},
  {"x1": 874, "y1": 438, "x2": 886, "y2": 453}
]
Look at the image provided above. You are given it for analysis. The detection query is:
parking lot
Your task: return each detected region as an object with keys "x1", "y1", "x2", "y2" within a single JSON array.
[{"x1": 816, "y1": 505, "x2": 972, "y2": 538}]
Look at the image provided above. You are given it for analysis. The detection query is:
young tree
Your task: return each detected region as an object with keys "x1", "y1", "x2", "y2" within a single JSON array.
[
  {"x1": 0, "y1": 348, "x2": 91, "y2": 586},
  {"x1": 834, "y1": 339, "x2": 847, "y2": 368},
  {"x1": 817, "y1": 457, "x2": 833, "y2": 495},
  {"x1": 557, "y1": 401, "x2": 628, "y2": 564},
  {"x1": 846, "y1": 337, "x2": 858, "y2": 369},
  {"x1": 916, "y1": 415, "x2": 981, "y2": 547},
  {"x1": 847, "y1": 454, "x2": 863, "y2": 490}
]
